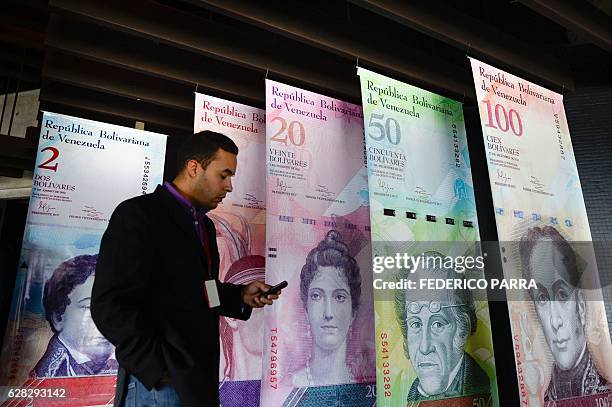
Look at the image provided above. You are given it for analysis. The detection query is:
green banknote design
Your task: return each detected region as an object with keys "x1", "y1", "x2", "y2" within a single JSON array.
[{"x1": 358, "y1": 68, "x2": 499, "y2": 407}]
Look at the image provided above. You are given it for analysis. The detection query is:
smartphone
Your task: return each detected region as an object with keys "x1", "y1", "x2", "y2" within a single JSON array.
[{"x1": 261, "y1": 280, "x2": 288, "y2": 297}]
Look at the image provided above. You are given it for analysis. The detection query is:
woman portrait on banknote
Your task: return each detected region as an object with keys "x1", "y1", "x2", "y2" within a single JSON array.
[{"x1": 292, "y1": 230, "x2": 361, "y2": 387}]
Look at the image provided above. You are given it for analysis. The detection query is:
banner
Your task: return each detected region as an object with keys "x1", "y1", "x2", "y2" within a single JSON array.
[
  {"x1": 261, "y1": 80, "x2": 376, "y2": 406},
  {"x1": 357, "y1": 68, "x2": 498, "y2": 406},
  {"x1": 469, "y1": 58, "x2": 612, "y2": 406},
  {"x1": 0, "y1": 112, "x2": 166, "y2": 406},
  {"x1": 194, "y1": 92, "x2": 266, "y2": 407}
]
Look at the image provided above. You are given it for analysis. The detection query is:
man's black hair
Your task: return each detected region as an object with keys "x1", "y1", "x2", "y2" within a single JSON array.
[{"x1": 176, "y1": 131, "x2": 238, "y2": 174}]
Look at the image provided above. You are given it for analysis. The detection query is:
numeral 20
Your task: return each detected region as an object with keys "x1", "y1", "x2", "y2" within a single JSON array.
[
  {"x1": 270, "y1": 117, "x2": 305, "y2": 146},
  {"x1": 482, "y1": 100, "x2": 523, "y2": 137},
  {"x1": 38, "y1": 147, "x2": 60, "y2": 172}
]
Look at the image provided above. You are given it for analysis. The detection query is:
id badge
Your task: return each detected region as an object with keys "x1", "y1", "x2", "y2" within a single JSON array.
[{"x1": 204, "y1": 279, "x2": 220, "y2": 308}]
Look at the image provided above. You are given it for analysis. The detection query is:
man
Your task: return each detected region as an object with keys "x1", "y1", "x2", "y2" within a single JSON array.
[
  {"x1": 32, "y1": 254, "x2": 117, "y2": 377},
  {"x1": 395, "y1": 251, "x2": 490, "y2": 402},
  {"x1": 91, "y1": 131, "x2": 280, "y2": 407},
  {"x1": 519, "y1": 226, "x2": 610, "y2": 401}
]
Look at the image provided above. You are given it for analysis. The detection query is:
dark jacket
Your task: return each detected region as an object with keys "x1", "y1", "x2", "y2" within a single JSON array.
[{"x1": 91, "y1": 185, "x2": 250, "y2": 406}]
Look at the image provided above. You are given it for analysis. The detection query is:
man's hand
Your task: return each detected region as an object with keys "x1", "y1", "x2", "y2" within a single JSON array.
[{"x1": 241, "y1": 281, "x2": 281, "y2": 308}]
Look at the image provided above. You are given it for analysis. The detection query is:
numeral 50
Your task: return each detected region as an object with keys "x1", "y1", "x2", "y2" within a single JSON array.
[{"x1": 368, "y1": 112, "x2": 401, "y2": 145}]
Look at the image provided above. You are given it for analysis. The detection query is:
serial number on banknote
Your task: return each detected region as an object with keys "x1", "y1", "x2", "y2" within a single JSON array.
[
  {"x1": 380, "y1": 332, "x2": 392, "y2": 398},
  {"x1": 4, "y1": 387, "x2": 67, "y2": 398},
  {"x1": 269, "y1": 327, "x2": 279, "y2": 389},
  {"x1": 141, "y1": 157, "x2": 151, "y2": 195}
]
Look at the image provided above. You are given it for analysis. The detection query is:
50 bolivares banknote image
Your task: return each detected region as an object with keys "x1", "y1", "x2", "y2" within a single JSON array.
[{"x1": 372, "y1": 251, "x2": 536, "y2": 290}]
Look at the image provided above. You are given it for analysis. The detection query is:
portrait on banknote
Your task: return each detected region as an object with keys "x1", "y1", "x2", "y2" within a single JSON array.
[
  {"x1": 292, "y1": 230, "x2": 362, "y2": 388},
  {"x1": 0, "y1": 226, "x2": 119, "y2": 384},
  {"x1": 518, "y1": 226, "x2": 611, "y2": 401},
  {"x1": 394, "y1": 251, "x2": 490, "y2": 402},
  {"x1": 32, "y1": 253, "x2": 117, "y2": 378}
]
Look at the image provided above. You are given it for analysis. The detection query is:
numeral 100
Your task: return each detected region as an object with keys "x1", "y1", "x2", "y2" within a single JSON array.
[{"x1": 482, "y1": 100, "x2": 523, "y2": 137}]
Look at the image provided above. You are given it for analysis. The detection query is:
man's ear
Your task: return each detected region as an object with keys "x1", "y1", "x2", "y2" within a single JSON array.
[
  {"x1": 51, "y1": 313, "x2": 64, "y2": 333},
  {"x1": 186, "y1": 159, "x2": 200, "y2": 178}
]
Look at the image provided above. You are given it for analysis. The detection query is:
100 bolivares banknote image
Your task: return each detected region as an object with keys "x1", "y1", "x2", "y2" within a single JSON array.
[
  {"x1": 469, "y1": 57, "x2": 612, "y2": 406},
  {"x1": 261, "y1": 79, "x2": 376, "y2": 406},
  {"x1": 357, "y1": 67, "x2": 499, "y2": 407}
]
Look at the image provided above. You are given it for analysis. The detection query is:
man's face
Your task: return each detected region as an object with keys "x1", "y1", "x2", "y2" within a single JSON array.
[
  {"x1": 192, "y1": 149, "x2": 237, "y2": 210},
  {"x1": 529, "y1": 241, "x2": 585, "y2": 371},
  {"x1": 55, "y1": 276, "x2": 113, "y2": 363},
  {"x1": 306, "y1": 266, "x2": 354, "y2": 351},
  {"x1": 405, "y1": 295, "x2": 463, "y2": 396}
]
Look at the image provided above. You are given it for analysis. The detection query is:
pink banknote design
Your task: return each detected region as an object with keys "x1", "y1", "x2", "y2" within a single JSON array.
[
  {"x1": 469, "y1": 58, "x2": 612, "y2": 406},
  {"x1": 194, "y1": 92, "x2": 267, "y2": 407},
  {"x1": 261, "y1": 80, "x2": 376, "y2": 406}
]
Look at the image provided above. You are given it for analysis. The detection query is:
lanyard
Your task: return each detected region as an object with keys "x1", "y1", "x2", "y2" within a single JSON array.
[{"x1": 194, "y1": 213, "x2": 213, "y2": 280}]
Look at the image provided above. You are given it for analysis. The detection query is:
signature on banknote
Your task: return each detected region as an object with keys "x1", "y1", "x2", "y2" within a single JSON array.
[
  {"x1": 315, "y1": 185, "x2": 334, "y2": 199},
  {"x1": 244, "y1": 193, "x2": 263, "y2": 207},
  {"x1": 377, "y1": 179, "x2": 394, "y2": 194},
  {"x1": 82, "y1": 205, "x2": 103, "y2": 219},
  {"x1": 37, "y1": 200, "x2": 56, "y2": 213},
  {"x1": 529, "y1": 175, "x2": 545, "y2": 191},
  {"x1": 414, "y1": 185, "x2": 431, "y2": 197},
  {"x1": 496, "y1": 168, "x2": 511, "y2": 184},
  {"x1": 276, "y1": 178, "x2": 291, "y2": 192}
]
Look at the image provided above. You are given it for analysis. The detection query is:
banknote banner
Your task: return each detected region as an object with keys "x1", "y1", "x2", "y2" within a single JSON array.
[
  {"x1": 469, "y1": 58, "x2": 612, "y2": 406},
  {"x1": 261, "y1": 79, "x2": 376, "y2": 406},
  {"x1": 0, "y1": 112, "x2": 167, "y2": 406},
  {"x1": 194, "y1": 92, "x2": 266, "y2": 407},
  {"x1": 357, "y1": 67, "x2": 499, "y2": 407}
]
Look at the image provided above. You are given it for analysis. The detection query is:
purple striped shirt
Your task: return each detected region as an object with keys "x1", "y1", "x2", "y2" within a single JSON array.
[
  {"x1": 163, "y1": 182, "x2": 248, "y2": 312},
  {"x1": 164, "y1": 181, "x2": 213, "y2": 274}
]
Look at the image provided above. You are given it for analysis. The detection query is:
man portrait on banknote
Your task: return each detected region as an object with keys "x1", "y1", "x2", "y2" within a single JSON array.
[
  {"x1": 395, "y1": 251, "x2": 489, "y2": 402},
  {"x1": 519, "y1": 226, "x2": 611, "y2": 401},
  {"x1": 32, "y1": 254, "x2": 117, "y2": 378},
  {"x1": 293, "y1": 229, "x2": 361, "y2": 388}
]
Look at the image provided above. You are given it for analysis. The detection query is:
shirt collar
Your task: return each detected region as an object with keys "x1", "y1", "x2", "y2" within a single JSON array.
[{"x1": 164, "y1": 181, "x2": 206, "y2": 218}]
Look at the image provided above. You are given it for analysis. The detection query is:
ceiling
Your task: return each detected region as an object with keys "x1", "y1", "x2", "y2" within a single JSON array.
[{"x1": 1, "y1": 0, "x2": 611, "y2": 178}]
